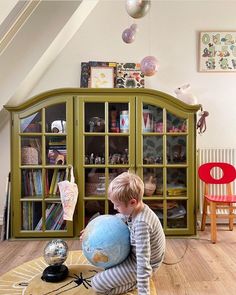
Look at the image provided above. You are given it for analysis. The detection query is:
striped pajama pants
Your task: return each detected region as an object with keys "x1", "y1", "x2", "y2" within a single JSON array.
[{"x1": 91, "y1": 254, "x2": 137, "y2": 295}]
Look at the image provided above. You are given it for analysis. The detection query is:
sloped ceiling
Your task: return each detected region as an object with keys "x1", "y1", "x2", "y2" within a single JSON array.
[{"x1": 0, "y1": 0, "x2": 99, "y2": 121}]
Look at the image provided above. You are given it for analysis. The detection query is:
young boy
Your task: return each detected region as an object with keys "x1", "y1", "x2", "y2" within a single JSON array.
[{"x1": 91, "y1": 172, "x2": 166, "y2": 295}]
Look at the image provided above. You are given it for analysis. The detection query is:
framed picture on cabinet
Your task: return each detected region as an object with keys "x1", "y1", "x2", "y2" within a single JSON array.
[
  {"x1": 90, "y1": 66, "x2": 114, "y2": 88},
  {"x1": 199, "y1": 31, "x2": 236, "y2": 72}
]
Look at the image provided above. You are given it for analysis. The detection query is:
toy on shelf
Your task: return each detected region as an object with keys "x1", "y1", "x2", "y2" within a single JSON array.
[{"x1": 174, "y1": 84, "x2": 198, "y2": 105}]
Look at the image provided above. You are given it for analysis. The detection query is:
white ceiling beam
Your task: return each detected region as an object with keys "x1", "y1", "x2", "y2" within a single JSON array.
[{"x1": 0, "y1": 1, "x2": 41, "y2": 56}]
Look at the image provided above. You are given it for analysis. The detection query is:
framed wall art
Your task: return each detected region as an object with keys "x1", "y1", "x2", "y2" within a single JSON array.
[
  {"x1": 90, "y1": 66, "x2": 114, "y2": 88},
  {"x1": 199, "y1": 31, "x2": 236, "y2": 72}
]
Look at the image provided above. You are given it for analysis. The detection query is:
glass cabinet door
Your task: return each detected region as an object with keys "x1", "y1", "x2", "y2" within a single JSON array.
[
  {"x1": 76, "y1": 98, "x2": 135, "y2": 230},
  {"x1": 136, "y1": 98, "x2": 193, "y2": 235},
  {"x1": 14, "y1": 98, "x2": 73, "y2": 238}
]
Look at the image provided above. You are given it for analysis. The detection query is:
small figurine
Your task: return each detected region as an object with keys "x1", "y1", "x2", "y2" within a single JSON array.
[
  {"x1": 175, "y1": 84, "x2": 198, "y2": 105},
  {"x1": 90, "y1": 153, "x2": 94, "y2": 164}
]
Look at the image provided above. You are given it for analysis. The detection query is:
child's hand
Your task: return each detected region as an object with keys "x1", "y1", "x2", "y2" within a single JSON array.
[{"x1": 80, "y1": 229, "x2": 85, "y2": 241}]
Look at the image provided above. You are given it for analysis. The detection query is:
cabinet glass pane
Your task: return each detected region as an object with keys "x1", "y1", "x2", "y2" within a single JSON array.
[
  {"x1": 85, "y1": 201, "x2": 105, "y2": 226},
  {"x1": 108, "y1": 168, "x2": 128, "y2": 183},
  {"x1": 21, "y1": 136, "x2": 42, "y2": 165},
  {"x1": 145, "y1": 200, "x2": 164, "y2": 226},
  {"x1": 46, "y1": 136, "x2": 67, "y2": 165},
  {"x1": 21, "y1": 169, "x2": 42, "y2": 197},
  {"x1": 167, "y1": 200, "x2": 187, "y2": 228},
  {"x1": 45, "y1": 168, "x2": 67, "y2": 197},
  {"x1": 45, "y1": 203, "x2": 66, "y2": 230},
  {"x1": 109, "y1": 103, "x2": 129, "y2": 133},
  {"x1": 20, "y1": 112, "x2": 42, "y2": 133},
  {"x1": 167, "y1": 136, "x2": 186, "y2": 164},
  {"x1": 85, "y1": 103, "x2": 105, "y2": 132},
  {"x1": 21, "y1": 201, "x2": 42, "y2": 230},
  {"x1": 143, "y1": 168, "x2": 163, "y2": 197},
  {"x1": 143, "y1": 136, "x2": 163, "y2": 164},
  {"x1": 142, "y1": 104, "x2": 163, "y2": 133},
  {"x1": 85, "y1": 168, "x2": 106, "y2": 196},
  {"x1": 85, "y1": 136, "x2": 105, "y2": 164},
  {"x1": 109, "y1": 136, "x2": 129, "y2": 164},
  {"x1": 167, "y1": 168, "x2": 187, "y2": 197},
  {"x1": 45, "y1": 103, "x2": 66, "y2": 133},
  {"x1": 167, "y1": 112, "x2": 187, "y2": 133}
]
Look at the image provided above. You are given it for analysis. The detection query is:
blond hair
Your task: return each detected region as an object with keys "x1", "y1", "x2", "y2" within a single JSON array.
[{"x1": 108, "y1": 172, "x2": 144, "y2": 205}]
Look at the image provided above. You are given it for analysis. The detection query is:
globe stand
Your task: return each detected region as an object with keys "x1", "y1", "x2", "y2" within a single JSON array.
[{"x1": 41, "y1": 264, "x2": 68, "y2": 282}]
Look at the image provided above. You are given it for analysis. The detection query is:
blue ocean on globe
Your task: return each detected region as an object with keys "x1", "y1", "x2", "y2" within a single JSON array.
[{"x1": 82, "y1": 215, "x2": 130, "y2": 269}]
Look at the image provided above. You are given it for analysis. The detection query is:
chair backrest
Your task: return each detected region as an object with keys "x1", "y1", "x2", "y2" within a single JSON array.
[{"x1": 198, "y1": 162, "x2": 236, "y2": 184}]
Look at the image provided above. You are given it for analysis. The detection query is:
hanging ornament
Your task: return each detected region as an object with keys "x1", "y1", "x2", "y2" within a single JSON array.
[
  {"x1": 122, "y1": 23, "x2": 138, "y2": 44},
  {"x1": 140, "y1": 56, "x2": 159, "y2": 76},
  {"x1": 126, "y1": 0, "x2": 151, "y2": 19}
]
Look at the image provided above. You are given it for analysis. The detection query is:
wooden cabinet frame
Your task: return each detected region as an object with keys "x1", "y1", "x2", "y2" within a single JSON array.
[{"x1": 5, "y1": 88, "x2": 201, "y2": 238}]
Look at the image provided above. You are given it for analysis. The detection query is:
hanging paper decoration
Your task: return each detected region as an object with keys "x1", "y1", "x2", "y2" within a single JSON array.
[
  {"x1": 122, "y1": 24, "x2": 138, "y2": 43},
  {"x1": 140, "y1": 55, "x2": 159, "y2": 76},
  {"x1": 126, "y1": 0, "x2": 151, "y2": 19}
]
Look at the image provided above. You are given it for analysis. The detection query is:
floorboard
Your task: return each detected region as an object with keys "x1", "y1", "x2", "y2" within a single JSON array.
[{"x1": 1, "y1": 226, "x2": 236, "y2": 294}]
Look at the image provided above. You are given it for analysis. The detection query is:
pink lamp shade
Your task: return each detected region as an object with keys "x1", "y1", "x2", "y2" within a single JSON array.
[{"x1": 140, "y1": 56, "x2": 159, "y2": 76}]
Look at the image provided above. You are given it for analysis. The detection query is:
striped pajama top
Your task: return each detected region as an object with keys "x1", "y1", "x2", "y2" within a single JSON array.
[{"x1": 125, "y1": 203, "x2": 166, "y2": 295}]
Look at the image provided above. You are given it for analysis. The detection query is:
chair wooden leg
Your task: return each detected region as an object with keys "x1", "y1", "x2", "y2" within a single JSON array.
[
  {"x1": 229, "y1": 203, "x2": 234, "y2": 231},
  {"x1": 210, "y1": 201, "x2": 217, "y2": 243},
  {"x1": 201, "y1": 198, "x2": 207, "y2": 231}
]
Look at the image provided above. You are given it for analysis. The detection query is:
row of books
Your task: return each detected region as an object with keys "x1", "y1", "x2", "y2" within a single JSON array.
[
  {"x1": 34, "y1": 203, "x2": 66, "y2": 231},
  {"x1": 45, "y1": 169, "x2": 68, "y2": 196},
  {"x1": 21, "y1": 168, "x2": 67, "y2": 197},
  {"x1": 22, "y1": 202, "x2": 42, "y2": 230},
  {"x1": 80, "y1": 61, "x2": 145, "y2": 88},
  {"x1": 22, "y1": 169, "x2": 42, "y2": 197}
]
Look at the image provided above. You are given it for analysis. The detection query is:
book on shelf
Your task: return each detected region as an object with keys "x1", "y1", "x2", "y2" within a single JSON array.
[
  {"x1": 48, "y1": 137, "x2": 66, "y2": 145},
  {"x1": 49, "y1": 169, "x2": 58, "y2": 195}
]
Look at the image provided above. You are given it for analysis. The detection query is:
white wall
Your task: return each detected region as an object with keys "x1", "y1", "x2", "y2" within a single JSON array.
[
  {"x1": 1, "y1": 0, "x2": 236, "y2": 222},
  {"x1": 29, "y1": 0, "x2": 236, "y2": 148}
]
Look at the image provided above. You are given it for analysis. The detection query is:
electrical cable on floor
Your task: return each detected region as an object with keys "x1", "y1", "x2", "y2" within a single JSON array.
[
  {"x1": 162, "y1": 236, "x2": 211, "y2": 265},
  {"x1": 162, "y1": 239, "x2": 189, "y2": 265}
]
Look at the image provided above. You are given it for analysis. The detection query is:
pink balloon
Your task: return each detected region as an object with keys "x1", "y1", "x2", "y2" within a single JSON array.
[
  {"x1": 122, "y1": 28, "x2": 136, "y2": 44},
  {"x1": 140, "y1": 56, "x2": 159, "y2": 76}
]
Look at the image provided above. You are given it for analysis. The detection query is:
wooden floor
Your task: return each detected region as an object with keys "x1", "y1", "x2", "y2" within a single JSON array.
[{"x1": 1, "y1": 226, "x2": 236, "y2": 295}]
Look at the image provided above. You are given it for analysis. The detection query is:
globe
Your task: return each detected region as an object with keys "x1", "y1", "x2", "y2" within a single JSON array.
[
  {"x1": 42, "y1": 239, "x2": 69, "y2": 282},
  {"x1": 82, "y1": 215, "x2": 130, "y2": 269}
]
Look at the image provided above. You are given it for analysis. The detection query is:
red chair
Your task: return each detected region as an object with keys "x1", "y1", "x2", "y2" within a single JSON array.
[{"x1": 198, "y1": 162, "x2": 236, "y2": 243}]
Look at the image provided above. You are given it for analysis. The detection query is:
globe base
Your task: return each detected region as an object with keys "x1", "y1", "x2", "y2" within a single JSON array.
[{"x1": 41, "y1": 264, "x2": 69, "y2": 282}]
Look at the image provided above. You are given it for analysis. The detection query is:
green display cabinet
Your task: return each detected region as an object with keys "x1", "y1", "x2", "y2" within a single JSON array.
[{"x1": 5, "y1": 88, "x2": 201, "y2": 238}]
